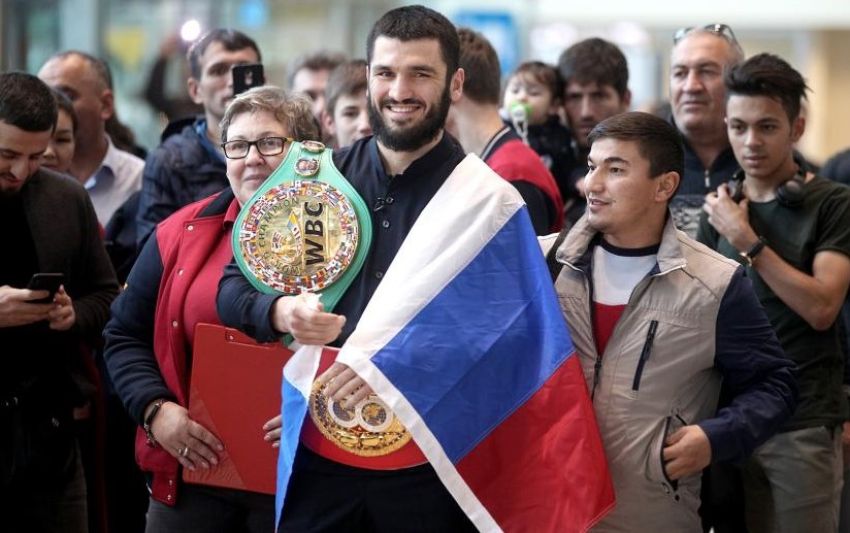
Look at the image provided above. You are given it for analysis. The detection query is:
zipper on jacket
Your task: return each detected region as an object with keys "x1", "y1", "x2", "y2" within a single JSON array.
[
  {"x1": 704, "y1": 169, "x2": 710, "y2": 190},
  {"x1": 632, "y1": 320, "x2": 658, "y2": 391},
  {"x1": 591, "y1": 355, "x2": 602, "y2": 400}
]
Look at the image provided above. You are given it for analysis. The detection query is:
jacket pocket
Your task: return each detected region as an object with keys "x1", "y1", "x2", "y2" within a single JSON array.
[
  {"x1": 645, "y1": 413, "x2": 687, "y2": 500},
  {"x1": 632, "y1": 320, "x2": 658, "y2": 391}
]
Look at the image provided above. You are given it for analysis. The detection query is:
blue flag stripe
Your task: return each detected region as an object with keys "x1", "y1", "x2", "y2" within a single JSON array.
[{"x1": 369, "y1": 208, "x2": 574, "y2": 463}]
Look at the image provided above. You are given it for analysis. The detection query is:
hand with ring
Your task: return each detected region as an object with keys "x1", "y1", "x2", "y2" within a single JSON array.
[{"x1": 148, "y1": 400, "x2": 224, "y2": 471}]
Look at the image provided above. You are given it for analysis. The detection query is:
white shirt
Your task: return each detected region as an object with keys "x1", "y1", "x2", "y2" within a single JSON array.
[{"x1": 84, "y1": 136, "x2": 144, "y2": 225}]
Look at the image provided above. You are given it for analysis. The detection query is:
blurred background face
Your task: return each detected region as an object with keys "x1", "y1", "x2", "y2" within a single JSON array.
[
  {"x1": 327, "y1": 89, "x2": 371, "y2": 148},
  {"x1": 292, "y1": 68, "x2": 331, "y2": 120},
  {"x1": 502, "y1": 73, "x2": 556, "y2": 126},
  {"x1": 564, "y1": 81, "x2": 629, "y2": 149},
  {"x1": 224, "y1": 110, "x2": 291, "y2": 205},
  {"x1": 38, "y1": 55, "x2": 111, "y2": 148},
  {"x1": 189, "y1": 41, "x2": 260, "y2": 122},
  {"x1": 41, "y1": 108, "x2": 76, "y2": 173},
  {"x1": 670, "y1": 33, "x2": 733, "y2": 136}
]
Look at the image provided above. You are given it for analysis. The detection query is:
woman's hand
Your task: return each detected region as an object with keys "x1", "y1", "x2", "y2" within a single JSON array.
[
  {"x1": 150, "y1": 401, "x2": 224, "y2": 471},
  {"x1": 263, "y1": 414, "x2": 282, "y2": 448}
]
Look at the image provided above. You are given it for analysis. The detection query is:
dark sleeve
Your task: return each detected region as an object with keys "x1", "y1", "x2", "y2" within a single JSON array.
[
  {"x1": 822, "y1": 149, "x2": 850, "y2": 186},
  {"x1": 102, "y1": 232, "x2": 176, "y2": 425},
  {"x1": 73, "y1": 188, "x2": 120, "y2": 341},
  {"x1": 813, "y1": 183, "x2": 850, "y2": 258},
  {"x1": 511, "y1": 180, "x2": 553, "y2": 235},
  {"x1": 104, "y1": 191, "x2": 141, "y2": 284},
  {"x1": 695, "y1": 210, "x2": 719, "y2": 249},
  {"x1": 136, "y1": 147, "x2": 179, "y2": 248},
  {"x1": 216, "y1": 260, "x2": 283, "y2": 343},
  {"x1": 697, "y1": 268, "x2": 798, "y2": 463}
]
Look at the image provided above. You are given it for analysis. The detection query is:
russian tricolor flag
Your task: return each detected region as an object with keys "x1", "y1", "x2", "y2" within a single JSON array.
[{"x1": 276, "y1": 154, "x2": 614, "y2": 532}]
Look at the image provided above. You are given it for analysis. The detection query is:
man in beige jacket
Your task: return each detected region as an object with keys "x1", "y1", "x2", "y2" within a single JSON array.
[{"x1": 543, "y1": 111, "x2": 796, "y2": 531}]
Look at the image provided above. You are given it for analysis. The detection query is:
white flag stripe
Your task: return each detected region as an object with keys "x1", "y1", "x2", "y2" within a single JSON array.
[
  {"x1": 282, "y1": 344, "x2": 323, "y2": 398},
  {"x1": 336, "y1": 154, "x2": 523, "y2": 365}
]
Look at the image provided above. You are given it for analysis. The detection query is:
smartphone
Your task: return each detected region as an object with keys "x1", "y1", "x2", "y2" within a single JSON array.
[
  {"x1": 26, "y1": 272, "x2": 65, "y2": 303},
  {"x1": 232, "y1": 63, "x2": 265, "y2": 95}
]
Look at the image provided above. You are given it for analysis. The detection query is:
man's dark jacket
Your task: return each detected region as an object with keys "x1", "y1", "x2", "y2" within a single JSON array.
[{"x1": 135, "y1": 118, "x2": 227, "y2": 247}]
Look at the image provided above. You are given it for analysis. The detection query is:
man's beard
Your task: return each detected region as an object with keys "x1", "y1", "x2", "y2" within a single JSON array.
[
  {"x1": 368, "y1": 83, "x2": 451, "y2": 152},
  {"x1": 0, "y1": 173, "x2": 27, "y2": 198}
]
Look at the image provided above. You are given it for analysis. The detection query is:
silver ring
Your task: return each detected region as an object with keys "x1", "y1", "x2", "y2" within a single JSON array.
[{"x1": 179, "y1": 445, "x2": 190, "y2": 457}]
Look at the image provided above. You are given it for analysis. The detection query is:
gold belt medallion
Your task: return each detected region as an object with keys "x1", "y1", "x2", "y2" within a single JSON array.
[
  {"x1": 309, "y1": 381, "x2": 412, "y2": 456},
  {"x1": 237, "y1": 180, "x2": 359, "y2": 294}
]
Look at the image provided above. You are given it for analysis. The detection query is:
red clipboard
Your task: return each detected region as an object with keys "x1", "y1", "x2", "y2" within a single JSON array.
[{"x1": 183, "y1": 323, "x2": 293, "y2": 494}]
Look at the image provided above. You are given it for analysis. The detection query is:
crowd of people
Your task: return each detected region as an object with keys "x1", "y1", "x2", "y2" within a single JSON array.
[{"x1": 3, "y1": 3, "x2": 850, "y2": 532}]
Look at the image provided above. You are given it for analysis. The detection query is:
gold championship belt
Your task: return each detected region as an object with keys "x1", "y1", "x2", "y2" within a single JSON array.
[{"x1": 308, "y1": 373, "x2": 412, "y2": 457}]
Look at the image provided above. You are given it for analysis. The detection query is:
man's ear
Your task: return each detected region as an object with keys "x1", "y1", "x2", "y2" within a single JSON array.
[
  {"x1": 100, "y1": 89, "x2": 115, "y2": 121},
  {"x1": 621, "y1": 89, "x2": 632, "y2": 111},
  {"x1": 656, "y1": 171, "x2": 680, "y2": 202},
  {"x1": 322, "y1": 109, "x2": 337, "y2": 138},
  {"x1": 450, "y1": 68, "x2": 464, "y2": 103},
  {"x1": 791, "y1": 115, "x2": 806, "y2": 143},
  {"x1": 187, "y1": 77, "x2": 202, "y2": 105}
]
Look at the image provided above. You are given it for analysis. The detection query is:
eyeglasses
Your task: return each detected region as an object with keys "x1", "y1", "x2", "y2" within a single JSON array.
[
  {"x1": 673, "y1": 23, "x2": 738, "y2": 45},
  {"x1": 221, "y1": 136, "x2": 293, "y2": 159}
]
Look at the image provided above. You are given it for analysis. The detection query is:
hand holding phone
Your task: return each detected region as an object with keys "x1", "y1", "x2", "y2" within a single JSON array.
[
  {"x1": 0, "y1": 283, "x2": 55, "y2": 328},
  {"x1": 232, "y1": 63, "x2": 265, "y2": 95},
  {"x1": 27, "y1": 273, "x2": 65, "y2": 303}
]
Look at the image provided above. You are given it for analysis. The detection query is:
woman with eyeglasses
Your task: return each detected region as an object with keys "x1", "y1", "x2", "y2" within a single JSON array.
[{"x1": 103, "y1": 86, "x2": 319, "y2": 531}]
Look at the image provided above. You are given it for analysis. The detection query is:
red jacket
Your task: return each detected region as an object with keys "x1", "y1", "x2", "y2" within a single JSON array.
[
  {"x1": 104, "y1": 188, "x2": 237, "y2": 505},
  {"x1": 486, "y1": 137, "x2": 564, "y2": 232}
]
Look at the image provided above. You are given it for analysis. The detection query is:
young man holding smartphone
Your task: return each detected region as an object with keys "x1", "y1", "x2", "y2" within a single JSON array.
[{"x1": 0, "y1": 72, "x2": 119, "y2": 533}]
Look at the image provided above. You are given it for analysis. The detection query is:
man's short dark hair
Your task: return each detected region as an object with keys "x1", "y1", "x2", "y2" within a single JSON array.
[
  {"x1": 0, "y1": 72, "x2": 58, "y2": 132},
  {"x1": 187, "y1": 29, "x2": 262, "y2": 79},
  {"x1": 287, "y1": 51, "x2": 347, "y2": 89},
  {"x1": 324, "y1": 59, "x2": 368, "y2": 116},
  {"x1": 366, "y1": 5, "x2": 460, "y2": 77},
  {"x1": 510, "y1": 61, "x2": 563, "y2": 104},
  {"x1": 558, "y1": 38, "x2": 629, "y2": 99},
  {"x1": 588, "y1": 111, "x2": 684, "y2": 179},
  {"x1": 725, "y1": 53, "x2": 809, "y2": 122},
  {"x1": 457, "y1": 27, "x2": 500, "y2": 105}
]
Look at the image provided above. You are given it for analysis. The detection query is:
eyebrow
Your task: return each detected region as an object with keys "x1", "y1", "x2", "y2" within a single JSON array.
[
  {"x1": 589, "y1": 156, "x2": 631, "y2": 165},
  {"x1": 672, "y1": 59, "x2": 722, "y2": 70},
  {"x1": 228, "y1": 131, "x2": 284, "y2": 140},
  {"x1": 1, "y1": 147, "x2": 47, "y2": 158},
  {"x1": 55, "y1": 85, "x2": 79, "y2": 97},
  {"x1": 371, "y1": 64, "x2": 438, "y2": 75}
]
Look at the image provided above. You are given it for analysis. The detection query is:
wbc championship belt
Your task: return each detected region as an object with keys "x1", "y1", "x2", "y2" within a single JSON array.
[
  {"x1": 233, "y1": 140, "x2": 418, "y2": 463},
  {"x1": 233, "y1": 140, "x2": 371, "y2": 311}
]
